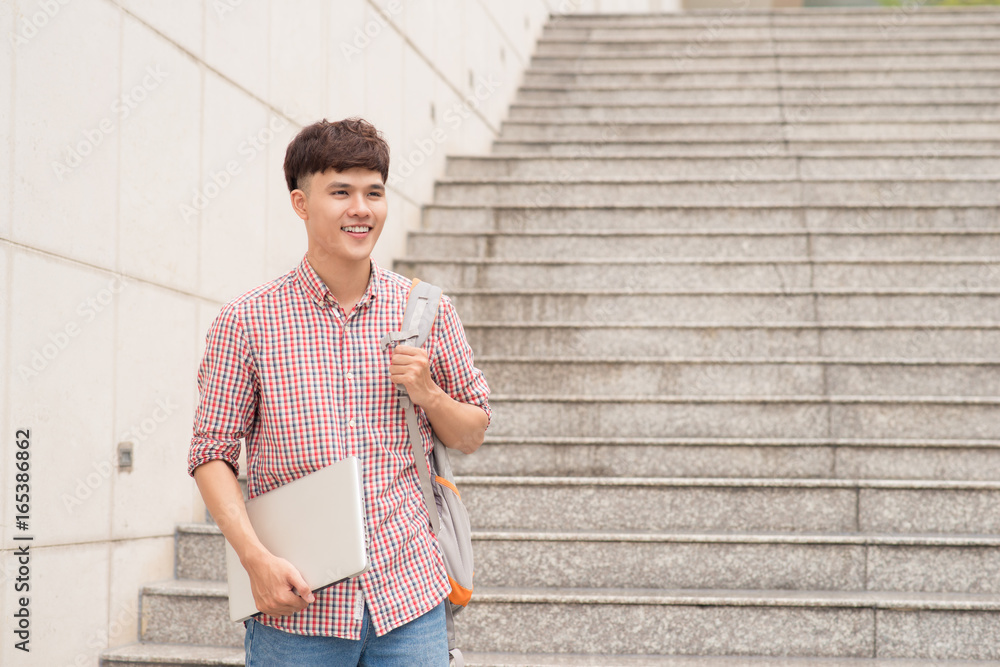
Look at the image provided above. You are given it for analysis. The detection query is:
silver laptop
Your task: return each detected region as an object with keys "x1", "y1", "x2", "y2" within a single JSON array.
[{"x1": 224, "y1": 456, "x2": 370, "y2": 622}]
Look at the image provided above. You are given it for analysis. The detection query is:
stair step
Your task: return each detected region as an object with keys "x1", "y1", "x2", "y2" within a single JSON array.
[
  {"x1": 104, "y1": 647, "x2": 1000, "y2": 667},
  {"x1": 140, "y1": 580, "x2": 242, "y2": 648},
  {"x1": 462, "y1": 586, "x2": 1000, "y2": 659},
  {"x1": 541, "y1": 27, "x2": 1000, "y2": 43},
  {"x1": 397, "y1": 258, "x2": 1000, "y2": 291},
  {"x1": 472, "y1": 358, "x2": 1000, "y2": 398},
  {"x1": 100, "y1": 643, "x2": 243, "y2": 667},
  {"x1": 122, "y1": 581, "x2": 1000, "y2": 662},
  {"x1": 462, "y1": 323, "x2": 1000, "y2": 361},
  {"x1": 556, "y1": 6, "x2": 1000, "y2": 17},
  {"x1": 511, "y1": 106, "x2": 1000, "y2": 123},
  {"x1": 548, "y1": 9, "x2": 1000, "y2": 27},
  {"x1": 455, "y1": 437, "x2": 1000, "y2": 480},
  {"x1": 99, "y1": 645, "x2": 1000, "y2": 666},
  {"x1": 460, "y1": 476, "x2": 1000, "y2": 534},
  {"x1": 132, "y1": 579, "x2": 1000, "y2": 660},
  {"x1": 472, "y1": 530, "x2": 1000, "y2": 593},
  {"x1": 499, "y1": 121, "x2": 1000, "y2": 142},
  {"x1": 447, "y1": 288, "x2": 1000, "y2": 325},
  {"x1": 521, "y1": 70, "x2": 1000, "y2": 88},
  {"x1": 530, "y1": 55, "x2": 1000, "y2": 73},
  {"x1": 492, "y1": 140, "x2": 1000, "y2": 156},
  {"x1": 433, "y1": 177, "x2": 1000, "y2": 207},
  {"x1": 487, "y1": 394, "x2": 1000, "y2": 440},
  {"x1": 422, "y1": 205, "x2": 1000, "y2": 233},
  {"x1": 406, "y1": 229, "x2": 1000, "y2": 259},
  {"x1": 176, "y1": 524, "x2": 226, "y2": 582},
  {"x1": 445, "y1": 154, "x2": 1000, "y2": 178},
  {"x1": 466, "y1": 653, "x2": 1000, "y2": 667},
  {"x1": 540, "y1": 24, "x2": 1000, "y2": 40},
  {"x1": 516, "y1": 85, "x2": 1000, "y2": 105},
  {"x1": 175, "y1": 523, "x2": 226, "y2": 582},
  {"x1": 549, "y1": 13, "x2": 1000, "y2": 22},
  {"x1": 535, "y1": 40, "x2": 1000, "y2": 57},
  {"x1": 171, "y1": 524, "x2": 1000, "y2": 592}
]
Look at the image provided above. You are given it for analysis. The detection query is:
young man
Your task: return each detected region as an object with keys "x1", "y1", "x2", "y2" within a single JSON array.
[{"x1": 188, "y1": 118, "x2": 490, "y2": 666}]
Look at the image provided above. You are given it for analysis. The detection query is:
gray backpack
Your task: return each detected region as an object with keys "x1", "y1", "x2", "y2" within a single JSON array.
[{"x1": 382, "y1": 279, "x2": 474, "y2": 667}]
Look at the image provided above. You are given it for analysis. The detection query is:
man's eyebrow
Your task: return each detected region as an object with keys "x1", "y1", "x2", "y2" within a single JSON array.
[{"x1": 325, "y1": 182, "x2": 385, "y2": 191}]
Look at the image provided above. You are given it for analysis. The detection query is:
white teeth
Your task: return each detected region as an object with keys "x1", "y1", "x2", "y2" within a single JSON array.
[{"x1": 342, "y1": 226, "x2": 370, "y2": 233}]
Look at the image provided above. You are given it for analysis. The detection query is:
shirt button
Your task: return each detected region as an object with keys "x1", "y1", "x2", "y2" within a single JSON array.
[
  {"x1": 348, "y1": 419, "x2": 356, "y2": 428},
  {"x1": 345, "y1": 372, "x2": 354, "y2": 381}
]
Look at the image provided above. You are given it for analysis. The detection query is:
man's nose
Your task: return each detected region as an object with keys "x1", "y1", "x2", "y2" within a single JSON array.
[{"x1": 347, "y1": 193, "x2": 371, "y2": 216}]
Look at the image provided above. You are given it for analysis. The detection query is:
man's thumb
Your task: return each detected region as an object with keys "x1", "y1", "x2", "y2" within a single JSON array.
[{"x1": 289, "y1": 569, "x2": 315, "y2": 603}]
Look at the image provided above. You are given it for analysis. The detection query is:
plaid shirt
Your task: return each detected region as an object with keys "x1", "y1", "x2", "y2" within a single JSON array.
[{"x1": 188, "y1": 256, "x2": 490, "y2": 639}]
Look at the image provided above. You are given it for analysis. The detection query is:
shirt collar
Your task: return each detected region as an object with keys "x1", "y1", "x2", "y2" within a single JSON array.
[{"x1": 295, "y1": 254, "x2": 382, "y2": 312}]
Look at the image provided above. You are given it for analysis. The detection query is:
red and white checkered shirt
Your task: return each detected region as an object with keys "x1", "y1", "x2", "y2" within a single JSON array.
[{"x1": 188, "y1": 256, "x2": 490, "y2": 639}]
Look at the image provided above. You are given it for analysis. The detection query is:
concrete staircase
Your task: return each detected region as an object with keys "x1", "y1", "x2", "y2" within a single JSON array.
[{"x1": 102, "y1": 7, "x2": 1000, "y2": 666}]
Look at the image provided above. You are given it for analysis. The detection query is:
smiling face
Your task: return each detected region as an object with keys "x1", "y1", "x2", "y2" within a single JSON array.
[{"x1": 290, "y1": 167, "x2": 387, "y2": 269}]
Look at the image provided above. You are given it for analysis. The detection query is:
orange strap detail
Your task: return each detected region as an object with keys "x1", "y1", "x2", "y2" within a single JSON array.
[
  {"x1": 447, "y1": 575, "x2": 473, "y2": 607},
  {"x1": 435, "y1": 475, "x2": 461, "y2": 500}
]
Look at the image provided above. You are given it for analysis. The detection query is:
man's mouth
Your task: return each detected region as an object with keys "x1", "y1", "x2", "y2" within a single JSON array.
[{"x1": 342, "y1": 225, "x2": 371, "y2": 235}]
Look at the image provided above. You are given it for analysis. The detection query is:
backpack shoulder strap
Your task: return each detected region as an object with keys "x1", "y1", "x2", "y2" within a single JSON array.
[
  {"x1": 384, "y1": 279, "x2": 444, "y2": 533},
  {"x1": 381, "y1": 278, "x2": 442, "y2": 349}
]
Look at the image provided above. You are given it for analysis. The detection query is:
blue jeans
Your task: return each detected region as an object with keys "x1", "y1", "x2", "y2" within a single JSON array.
[{"x1": 244, "y1": 602, "x2": 448, "y2": 667}]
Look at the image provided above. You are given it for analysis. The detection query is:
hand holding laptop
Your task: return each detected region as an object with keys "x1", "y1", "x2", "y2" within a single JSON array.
[{"x1": 240, "y1": 546, "x2": 315, "y2": 616}]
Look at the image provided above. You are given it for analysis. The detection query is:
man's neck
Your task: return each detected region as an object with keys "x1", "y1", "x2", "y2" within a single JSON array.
[{"x1": 307, "y1": 253, "x2": 372, "y2": 314}]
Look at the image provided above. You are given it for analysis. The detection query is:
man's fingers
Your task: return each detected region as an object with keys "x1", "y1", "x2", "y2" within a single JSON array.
[
  {"x1": 391, "y1": 349, "x2": 426, "y2": 380},
  {"x1": 248, "y1": 555, "x2": 314, "y2": 616},
  {"x1": 391, "y1": 347, "x2": 428, "y2": 371},
  {"x1": 287, "y1": 569, "x2": 315, "y2": 604},
  {"x1": 391, "y1": 345, "x2": 427, "y2": 363},
  {"x1": 259, "y1": 583, "x2": 309, "y2": 615}
]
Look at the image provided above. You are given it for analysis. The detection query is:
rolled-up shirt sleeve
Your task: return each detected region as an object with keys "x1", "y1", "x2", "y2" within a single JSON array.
[
  {"x1": 428, "y1": 295, "x2": 491, "y2": 426},
  {"x1": 188, "y1": 305, "x2": 258, "y2": 477}
]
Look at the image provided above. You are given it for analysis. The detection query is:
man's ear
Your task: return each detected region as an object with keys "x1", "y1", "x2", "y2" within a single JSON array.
[{"x1": 290, "y1": 189, "x2": 309, "y2": 221}]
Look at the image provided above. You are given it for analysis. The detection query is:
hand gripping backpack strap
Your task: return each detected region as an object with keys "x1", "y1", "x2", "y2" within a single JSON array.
[{"x1": 382, "y1": 279, "x2": 444, "y2": 534}]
